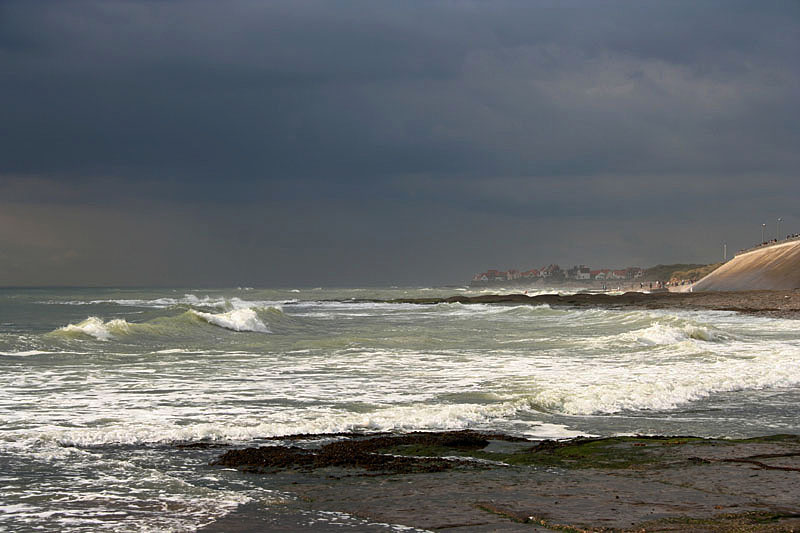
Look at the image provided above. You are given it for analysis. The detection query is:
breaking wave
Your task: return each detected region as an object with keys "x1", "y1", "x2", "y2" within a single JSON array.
[
  {"x1": 189, "y1": 308, "x2": 270, "y2": 333},
  {"x1": 577, "y1": 315, "x2": 729, "y2": 349},
  {"x1": 625, "y1": 323, "x2": 722, "y2": 345},
  {"x1": 49, "y1": 306, "x2": 285, "y2": 340},
  {"x1": 54, "y1": 317, "x2": 132, "y2": 341},
  {"x1": 35, "y1": 400, "x2": 584, "y2": 448},
  {"x1": 0, "y1": 350, "x2": 71, "y2": 357},
  {"x1": 39, "y1": 294, "x2": 290, "y2": 311},
  {"x1": 525, "y1": 342, "x2": 800, "y2": 416}
]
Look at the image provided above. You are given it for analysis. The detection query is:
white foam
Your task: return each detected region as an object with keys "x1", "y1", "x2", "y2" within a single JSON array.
[
  {"x1": 226, "y1": 298, "x2": 287, "y2": 311},
  {"x1": 296, "y1": 300, "x2": 553, "y2": 320},
  {"x1": 39, "y1": 294, "x2": 289, "y2": 310},
  {"x1": 0, "y1": 350, "x2": 59, "y2": 357},
  {"x1": 0, "y1": 448, "x2": 252, "y2": 533},
  {"x1": 37, "y1": 295, "x2": 212, "y2": 308},
  {"x1": 190, "y1": 308, "x2": 270, "y2": 333},
  {"x1": 626, "y1": 323, "x2": 720, "y2": 345},
  {"x1": 25, "y1": 399, "x2": 579, "y2": 448},
  {"x1": 528, "y1": 341, "x2": 800, "y2": 415},
  {"x1": 54, "y1": 317, "x2": 131, "y2": 341},
  {"x1": 0, "y1": 504, "x2": 38, "y2": 514}
]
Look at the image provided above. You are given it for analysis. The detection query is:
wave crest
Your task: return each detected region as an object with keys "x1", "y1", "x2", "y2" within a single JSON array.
[
  {"x1": 189, "y1": 308, "x2": 271, "y2": 333},
  {"x1": 49, "y1": 305, "x2": 282, "y2": 340},
  {"x1": 628, "y1": 323, "x2": 721, "y2": 345},
  {"x1": 39, "y1": 400, "x2": 583, "y2": 447},
  {"x1": 54, "y1": 317, "x2": 131, "y2": 341}
]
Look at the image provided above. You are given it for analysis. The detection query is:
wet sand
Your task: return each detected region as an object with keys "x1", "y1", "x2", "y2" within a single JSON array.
[
  {"x1": 389, "y1": 289, "x2": 800, "y2": 319},
  {"x1": 201, "y1": 431, "x2": 800, "y2": 532}
]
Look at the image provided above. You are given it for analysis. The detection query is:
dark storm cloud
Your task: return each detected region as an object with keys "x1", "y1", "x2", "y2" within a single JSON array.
[
  {"x1": 3, "y1": 0, "x2": 797, "y2": 182},
  {"x1": 0, "y1": 0, "x2": 798, "y2": 285}
]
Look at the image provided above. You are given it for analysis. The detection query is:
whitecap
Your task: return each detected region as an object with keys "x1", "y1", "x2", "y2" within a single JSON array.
[
  {"x1": 29, "y1": 399, "x2": 576, "y2": 448},
  {"x1": 190, "y1": 308, "x2": 270, "y2": 333},
  {"x1": 0, "y1": 350, "x2": 58, "y2": 357},
  {"x1": 628, "y1": 323, "x2": 719, "y2": 345},
  {"x1": 526, "y1": 342, "x2": 800, "y2": 416},
  {"x1": 54, "y1": 317, "x2": 131, "y2": 341}
]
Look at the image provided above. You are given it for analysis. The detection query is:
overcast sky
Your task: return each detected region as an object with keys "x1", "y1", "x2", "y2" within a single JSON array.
[{"x1": 1, "y1": 0, "x2": 798, "y2": 286}]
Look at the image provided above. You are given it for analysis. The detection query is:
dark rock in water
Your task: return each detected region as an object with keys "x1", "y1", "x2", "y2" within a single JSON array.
[
  {"x1": 385, "y1": 289, "x2": 800, "y2": 318},
  {"x1": 211, "y1": 430, "x2": 523, "y2": 474},
  {"x1": 174, "y1": 441, "x2": 231, "y2": 449},
  {"x1": 212, "y1": 445, "x2": 316, "y2": 471},
  {"x1": 212, "y1": 442, "x2": 455, "y2": 474},
  {"x1": 205, "y1": 431, "x2": 800, "y2": 532}
]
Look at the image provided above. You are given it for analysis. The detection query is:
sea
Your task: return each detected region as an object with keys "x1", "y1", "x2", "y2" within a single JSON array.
[{"x1": 2, "y1": 286, "x2": 799, "y2": 532}]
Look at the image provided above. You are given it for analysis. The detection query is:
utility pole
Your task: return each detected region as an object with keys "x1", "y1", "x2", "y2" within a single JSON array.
[
  {"x1": 762, "y1": 223, "x2": 766, "y2": 243},
  {"x1": 777, "y1": 217, "x2": 783, "y2": 240}
]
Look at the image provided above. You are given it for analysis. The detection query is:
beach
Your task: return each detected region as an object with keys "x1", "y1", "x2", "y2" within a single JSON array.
[
  {"x1": 200, "y1": 431, "x2": 800, "y2": 532},
  {"x1": 2, "y1": 286, "x2": 799, "y2": 531},
  {"x1": 196, "y1": 289, "x2": 800, "y2": 532}
]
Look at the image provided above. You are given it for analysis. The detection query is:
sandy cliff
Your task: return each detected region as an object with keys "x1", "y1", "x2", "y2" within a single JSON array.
[{"x1": 693, "y1": 239, "x2": 800, "y2": 291}]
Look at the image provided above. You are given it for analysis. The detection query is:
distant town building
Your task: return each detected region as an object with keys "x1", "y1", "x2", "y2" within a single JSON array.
[
  {"x1": 566, "y1": 266, "x2": 579, "y2": 279},
  {"x1": 567, "y1": 265, "x2": 592, "y2": 280},
  {"x1": 471, "y1": 269, "x2": 510, "y2": 282},
  {"x1": 611, "y1": 270, "x2": 628, "y2": 280},
  {"x1": 627, "y1": 267, "x2": 644, "y2": 279},
  {"x1": 540, "y1": 264, "x2": 562, "y2": 278},
  {"x1": 470, "y1": 263, "x2": 642, "y2": 286}
]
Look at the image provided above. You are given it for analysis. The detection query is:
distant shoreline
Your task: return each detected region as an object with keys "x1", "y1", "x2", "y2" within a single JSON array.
[
  {"x1": 388, "y1": 289, "x2": 800, "y2": 319},
  {"x1": 468, "y1": 278, "x2": 643, "y2": 290}
]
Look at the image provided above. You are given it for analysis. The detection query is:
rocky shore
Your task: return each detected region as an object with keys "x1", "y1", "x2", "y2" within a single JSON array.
[
  {"x1": 197, "y1": 291, "x2": 800, "y2": 531},
  {"x1": 200, "y1": 431, "x2": 800, "y2": 532},
  {"x1": 388, "y1": 289, "x2": 800, "y2": 319}
]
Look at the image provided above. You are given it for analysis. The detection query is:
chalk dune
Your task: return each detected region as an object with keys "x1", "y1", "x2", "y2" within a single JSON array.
[{"x1": 693, "y1": 239, "x2": 800, "y2": 291}]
